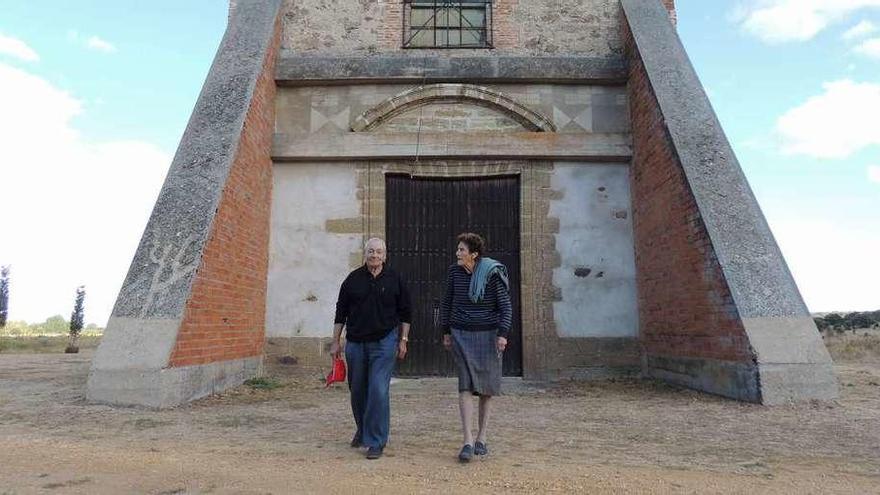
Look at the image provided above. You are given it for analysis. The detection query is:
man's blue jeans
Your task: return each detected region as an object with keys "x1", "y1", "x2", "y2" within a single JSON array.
[{"x1": 345, "y1": 328, "x2": 398, "y2": 449}]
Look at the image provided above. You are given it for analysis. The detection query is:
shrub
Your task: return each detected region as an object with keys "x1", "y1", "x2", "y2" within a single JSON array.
[
  {"x1": 0, "y1": 266, "x2": 9, "y2": 328},
  {"x1": 65, "y1": 286, "x2": 86, "y2": 353},
  {"x1": 244, "y1": 377, "x2": 283, "y2": 390}
]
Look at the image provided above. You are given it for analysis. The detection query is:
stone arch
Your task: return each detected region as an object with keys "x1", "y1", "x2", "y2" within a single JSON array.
[{"x1": 351, "y1": 83, "x2": 557, "y2": 132}]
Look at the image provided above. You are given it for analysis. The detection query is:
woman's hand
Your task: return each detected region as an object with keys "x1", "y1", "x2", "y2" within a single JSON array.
[
  {"x1": 496, "y1": 336, "x2": 508, "y2": 353},
  {"x1": 329, "y1": 339, "x2": 342, "y2": 359},
  {"x1": 443, "y1": 334, "x2": 452, "y2": 351}
]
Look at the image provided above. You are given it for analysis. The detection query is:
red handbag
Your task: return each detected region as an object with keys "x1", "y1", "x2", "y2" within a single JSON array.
[{"x1": 325, "y1": 356, "x2": 347, "y2": 388}]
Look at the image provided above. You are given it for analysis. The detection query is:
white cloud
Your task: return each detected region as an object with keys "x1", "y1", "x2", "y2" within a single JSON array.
[
  {"x1": 854, "y1": 36, "x2": 880, "y2": 57},
  {"x1": 869, "y1": 165, "x2": 880, "y2": 183},
  {"x1": 66, "y1": 31, "x2": 118, "y2": 54},
  {"x1": 842, "y1": 19, "x2": 878, "y2": 39},
  {"x1": 0, "y1": 33, "x2": 39, "y2": 62},
  {"x1": 86, "y1": 36, "x2": 117, "y2": 53},
  {"x1": 776, "y1": 79, "x2": 880, "y2": 159},
  {"x1": 0, "y1": 62, "x2": 170, "y2": 325},
  {"x1": 734, "y1": 0, "x2": 880, "y2": 43},
  {"x1": 769, "y1": 216, "x2": 880, "y2": 312}
]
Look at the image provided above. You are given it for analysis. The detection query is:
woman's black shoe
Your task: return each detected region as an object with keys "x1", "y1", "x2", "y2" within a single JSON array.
[
  {"x1": 474, "y1": 441, "x2": 488, "y2": 456},
  {"x1": 458, "y1": 444, "x2": 474, "y2": 463}
]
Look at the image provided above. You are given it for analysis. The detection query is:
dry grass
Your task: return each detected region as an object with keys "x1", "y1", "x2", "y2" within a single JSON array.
[
  {"x1": 0, "y1": 335, "x2": 102, "y2": 354},
  {"x1": 824, "y1": 328, "x2": 880, "y2": 363}
]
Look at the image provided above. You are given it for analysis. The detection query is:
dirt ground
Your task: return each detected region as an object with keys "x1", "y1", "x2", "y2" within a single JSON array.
[{"x1": 1, "y1": 342, "x2": 879, "y2": 494}]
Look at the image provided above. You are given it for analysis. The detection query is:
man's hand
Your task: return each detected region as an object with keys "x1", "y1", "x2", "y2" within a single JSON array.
[
  {"x1": 329, "y1": 339, "x2": 342, "y2": 359},
  {"x1": 496, "y1": 336, "x2": 508, "y2": 353},
  {"x1": 443, "y1": 334, "x2": 452, "y2": 351},
  {"x1": 397, "y1": 340, "x2": 407, "y2": 360}
]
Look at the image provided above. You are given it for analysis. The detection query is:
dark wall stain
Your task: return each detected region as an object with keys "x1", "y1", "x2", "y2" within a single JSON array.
[{"x1": 574, "y1": 267, "x2": 592, "y2": 278}]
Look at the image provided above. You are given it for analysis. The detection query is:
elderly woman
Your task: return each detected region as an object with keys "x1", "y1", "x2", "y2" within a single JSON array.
[{"x1": 440, "y1": 232, "x2": 512, "y2": 463}]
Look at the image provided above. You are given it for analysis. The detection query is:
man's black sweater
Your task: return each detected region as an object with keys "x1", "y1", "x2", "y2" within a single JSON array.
[{"x1": 334, "y1": 264, "x2": 412, "y2": 342}]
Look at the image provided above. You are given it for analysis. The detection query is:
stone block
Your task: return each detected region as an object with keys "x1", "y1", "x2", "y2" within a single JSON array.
[{"x1": 325, "y1": 217, "x2": 363, "y2": 234}]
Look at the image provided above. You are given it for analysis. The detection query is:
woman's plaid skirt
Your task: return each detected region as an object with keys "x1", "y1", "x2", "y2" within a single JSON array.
[{"x1": 451, "y1": 328, "x2": 503, "y2": 396}]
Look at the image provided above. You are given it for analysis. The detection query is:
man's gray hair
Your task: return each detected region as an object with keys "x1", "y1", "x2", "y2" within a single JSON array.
[{"x1": 364, "y1": 237, "x2": 386, "y2": 251}]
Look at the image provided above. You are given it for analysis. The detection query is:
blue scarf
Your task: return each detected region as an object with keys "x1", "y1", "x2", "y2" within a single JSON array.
[{"x1": 469, "y1": 257, "x2": 509, "y2": 303}]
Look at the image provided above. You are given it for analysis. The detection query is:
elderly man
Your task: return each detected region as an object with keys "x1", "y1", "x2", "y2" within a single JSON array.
[{"x1": 331, "y1": 237, "x2": 411, "y2": 460}]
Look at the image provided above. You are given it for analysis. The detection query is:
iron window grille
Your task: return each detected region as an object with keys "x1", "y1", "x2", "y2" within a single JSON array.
[{"x1": 403, "y1": 1, "x2": 493, "y2": 49}]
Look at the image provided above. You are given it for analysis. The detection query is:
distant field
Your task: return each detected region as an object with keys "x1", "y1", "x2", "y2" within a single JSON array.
[
  {"x1": 0, "y1": 335, "x2": 102, "y2": 354},
  {"x1": 2, "y1": 328, "x2": 878, "y2": 358},
  {"x1": 824, "y1": 327, "x2": 880, "y2": 362}
]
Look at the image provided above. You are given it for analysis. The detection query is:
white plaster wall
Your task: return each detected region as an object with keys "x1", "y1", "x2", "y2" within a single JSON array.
[
  {"x1": 550, "y1": 163, "x2": 638, "y2": 337},
  {"x1": 267, "y1": 163, "x2": 362, "y2": 338}
]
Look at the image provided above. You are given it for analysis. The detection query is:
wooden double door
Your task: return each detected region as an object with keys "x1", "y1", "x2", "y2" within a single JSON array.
[{"x1": 386, "y1": 174, "x2": 523, "y2": 376}]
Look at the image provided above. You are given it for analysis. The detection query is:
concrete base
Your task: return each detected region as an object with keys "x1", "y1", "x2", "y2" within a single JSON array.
[
  {"x1": 86, "y1": 356, "x2": 262, "y2": 409},
  {"x1": 757, "y1": 363, "x2": 838, "y2": 405},
  {"x1": 645, "y1": 355, "x2": 761, "y2": 403},
  {"x1": 743, "y1": 316, "x2": 839, "y2": 404},
  {"x1": 645, "y1": 353, "x2": 839, "y2": 405}
]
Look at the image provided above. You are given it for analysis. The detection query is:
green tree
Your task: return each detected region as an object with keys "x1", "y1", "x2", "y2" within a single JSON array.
[
  {"x1": 847, "y1": 313, "x2": 872, "y2": 331},
  {"x1": 41, "y1": 315, "x2": 69, "y2": 334},
  {"x1": 0, "y1": 265, "x2": 9, "y2": 328},
  {"x1": 824, "y1": 313, "x2": 844, "y2": 331},
  {"x1": 66, "y1": 286, "x2": 86, "y2": 353}
]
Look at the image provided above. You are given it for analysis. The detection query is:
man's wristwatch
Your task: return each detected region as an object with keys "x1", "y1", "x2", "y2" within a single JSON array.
[{"x1": 400, "y1": 336, "x2": 409, "y2": 342}]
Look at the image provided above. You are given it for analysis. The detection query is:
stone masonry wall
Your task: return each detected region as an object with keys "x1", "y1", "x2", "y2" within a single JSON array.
[
  {"x1": 281, "y1": 0, "x2": 675, "y2": 56},
  {"x1": 282, "y1": 0, "x2": 624, "y2": 57},
  {"x1": 167, "y1": 19, "x2": 281, "y2": 368},
  {"x1": 623, "y1": 20, "x2": 753, "y2": 365}
]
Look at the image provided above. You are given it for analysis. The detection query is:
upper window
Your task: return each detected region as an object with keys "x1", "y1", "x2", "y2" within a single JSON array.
[{"x1": 403, "y1": 1, "x2": 493, "y2": 49}]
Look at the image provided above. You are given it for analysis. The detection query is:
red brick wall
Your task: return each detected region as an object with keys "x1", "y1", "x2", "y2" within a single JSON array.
[
  {"x1": 379, "y1": 0, "x2": 404, "y2": 49},
  {"x1": 623, "y1": 20, "x2": 752, "y2": 364},
  {"x1": 168, "y1": 19, "x2": 281, "y2": 368},
  {"x1": 662, "y1": 0, "x2": 677, "y2": 25},
  {"x1": 492, "y1": 0, "x2": 519, "y2": 49}
]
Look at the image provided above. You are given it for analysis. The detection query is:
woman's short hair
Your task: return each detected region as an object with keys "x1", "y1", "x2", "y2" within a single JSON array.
[{"x1": 456, "y1": 232, "x2": 485, "y2": 256}]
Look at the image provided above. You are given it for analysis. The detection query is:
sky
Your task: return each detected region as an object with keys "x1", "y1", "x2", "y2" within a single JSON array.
[{"x1": 0, "y1": 0, "x2": 877, "y2": 326}]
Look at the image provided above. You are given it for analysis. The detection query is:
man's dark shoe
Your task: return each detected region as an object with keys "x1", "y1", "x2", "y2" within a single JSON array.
[
  {"x1": 350, "y1": 435, "x2": 363, "y2": 448},
  {"x1": 366, "y1": 446, "x2": 383, "y2": 460},
  {"x1": 474, "y1": 441, "x2": 488, "y2": 456},
  {"x1": 458, "y1": 444, "x2": 474, "y2": 463}
]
